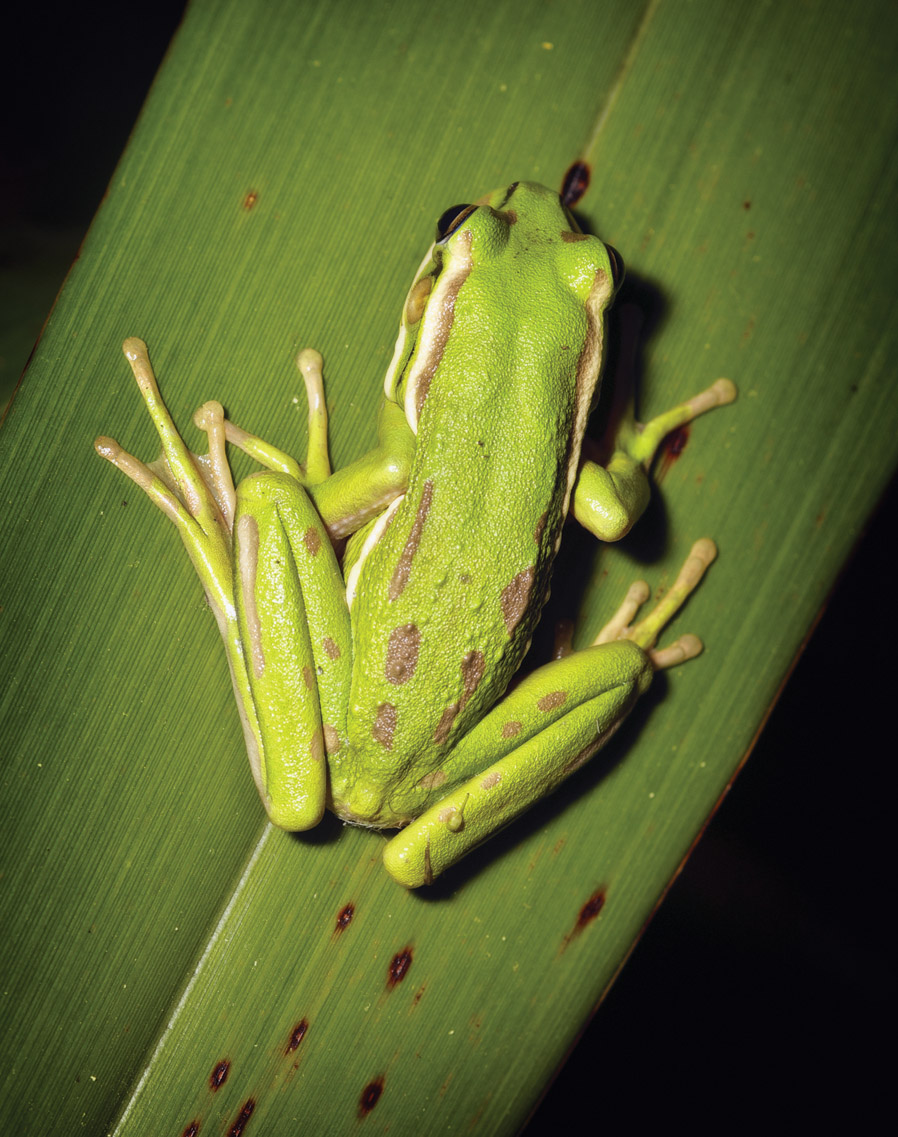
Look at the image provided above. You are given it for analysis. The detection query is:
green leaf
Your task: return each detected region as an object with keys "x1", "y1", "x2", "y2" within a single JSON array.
[{"x1": 2, "y1": 0, "x2": 895, "y2": 1131}]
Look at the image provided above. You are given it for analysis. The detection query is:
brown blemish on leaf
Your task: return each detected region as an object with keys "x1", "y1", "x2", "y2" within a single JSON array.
[
  {"x1": 309, "y1": 726, "x2": 324, "y2": 763},
  {"x1": 242, "y1": 189, "x2": 259, "y2": 210},
  {"x1": 228, "y1": 1100, "x2": 255, "y2": 1136},
  {"x1": 533, "y1": 512, "x2": 547, "y2": 545},
  {"x1": 372, "y1": 703, "x2": 397, "y2": 749},
  {"x1": 334, "y1": 903, "x2": 355, "y2": 935},
  {"x1": 561, "y1": 160, "x2": 590, "y2": 207},
  {"x1": 561, "y1": 887, "x2": 607, "y2": 952},
  {"x1": 303, "y1": 525, "x2": 322, "y2": 556},
  {"x1": 537, "y1": 690, "x2": 568, "y2": 713},
  {"x1": 385, "y1": 624, "x2": 421, "y2": 685},
  {"x1": 358, "y1": 1077, "x2": 385, "y2": 1117},
  {"x1": 561, "y1": 229, "x2": 588, "y2": 242},
  {"x1": 480, "y1": 771, "x2": 501, "y2": 790},
  {"x1": 323, "y1": 723, "x2": 341, "y2": 753},
  {"x1": 209, "y1": 1059, "x2": 230, "y2": 1091},
  {"x1": 182, "y1": 1123, "x2": 200, "y2": 1137},
  {"x1": 418, "y1": 768, "x2": 447, "y2": 790},
  {"x1": 387, "y1": 946, "x2": 413, "y2": 989},
  {"x1": 502, "y1": 720, "x2": 522, "y2": 738},
  {"x1": 501, "y1": 566, "x2": 535, "y2": 636},
  {"x1": 302, "y1": 665, "x2": 313, "y2": 690},
  {"x1": 285, "y1": 1019, "x2": 309, "y2": 1054},
  {"x1": 389, "y1": 479, "x2": 433, "y2": 600},
  {"x1": 323, "y1": 636, "x2": 341, "y2": 660}
]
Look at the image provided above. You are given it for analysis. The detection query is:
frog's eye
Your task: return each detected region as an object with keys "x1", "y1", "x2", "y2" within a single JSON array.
[
  {"x1": 605, "y1": 244, "x2": 625, "y2": 289},
  {"x1": 436, "y1": 203, "x2": 476, "y2": 243}
]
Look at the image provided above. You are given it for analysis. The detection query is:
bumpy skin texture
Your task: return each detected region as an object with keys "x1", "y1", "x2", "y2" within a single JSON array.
[
  {"x1": 333, "y1": 184, "x2": 615, "y2": 829},
  {"x1": 96, "y1": 182, "x2": 733, "y2": 887}
]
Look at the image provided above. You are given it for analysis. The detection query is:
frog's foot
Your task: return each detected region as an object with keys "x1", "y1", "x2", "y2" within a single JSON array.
[
  {"x1": 193, "y1": 347, "x2": 332, "y2": 487},
  {"x1": 95, "y1": 340, "x2": 235, "y2": 597},
  {"x1": 592, "y1": 538, "x2": 717, "y2": 669},
  {"x1": 573, "y1": 379, "x2": 736, "y2": 542},
  {"x1": 627, "y1": 378, "x2": 737, "y2": 469}
]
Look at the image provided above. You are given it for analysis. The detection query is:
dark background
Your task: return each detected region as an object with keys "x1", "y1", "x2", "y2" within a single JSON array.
[{"x1": 3, "y1": 6, "x2": 892, "y2": 1132}]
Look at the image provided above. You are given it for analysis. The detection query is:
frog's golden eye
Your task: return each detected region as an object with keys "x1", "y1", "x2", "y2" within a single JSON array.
[
  {"x1": 436, "y1": 203, "x2": 476, "y2": 243},
  {"x1": 605, "y1": 244, "x2": 625, "y2": 289}
]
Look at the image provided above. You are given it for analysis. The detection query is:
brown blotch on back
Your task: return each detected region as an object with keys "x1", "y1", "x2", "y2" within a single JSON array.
[
  {"x1": 389, "y1": 479, "x2": 433, "y2": 600},
  {"x1": 537, "y1": 690, "x2": 568, "y2": 713},
  {"x1": 480, "y1": 770, "x2": 501, "y2": 790},
  {"x1": 418, "y1": 768, "x2": 447, "y2": 790},
  {"x1": 533, "y1": 512, "x2": 547, "y2": 545},
  {"x1": 560, "y1": 229, "x2": 588, "y2": 243},
  {"x1": 501, "y1": 566, "x2": 535, "y2": 636},
  {"x1": 460, "y1": 650, "x2": 485, "y2": 702},
  {"x1": 385, "y1": 624, "x2": 421, "y2": 685},
  {"x1": 433, "y1": 651, "x2": 485, "y2": 744},
  {"x1": 502, "y1": 720, "x2": 522, "y2": 738},
  {"x1": 323, "y1": 636, "x2": 341, "y2": 660},
  {"x1": 302, "y1": 665, "x2": 313, "y2": 690},
  {"x1": 373, "y1": 703, "x2": 397, "y2": 749},
  {"x1": 433, "y1": 703, "x2": 459, "y2": 745},
  {"x1": 303, "y1": 525, "x2": 322, "y2": 556},
  {"x1": 323, "y1": 723, "x2": 341, "y2": 753},
  {"x1": 309, "y1": 726, "x2": 325, "y2": 763}
]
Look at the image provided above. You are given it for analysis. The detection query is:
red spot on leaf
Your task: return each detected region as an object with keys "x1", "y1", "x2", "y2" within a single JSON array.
[
  {"x1": 387, "y1": 946, "x2": 413, "y2": 989},
  {"x1": 243, "y1": 190, "x2": 259, "y2": 210},
  {"x1": 334, "y1": 903, "x2": 355, "y2": 935},
  {"x1": 209, "y1": 1060, "x2": 230, "y2": 1091},
  {"x1": 285, "y1": 1019, "x2": 309, "y2": 1055},
  {"x1": 656, "y1": 424, "x2": 691, "y2": 480},
  {"x1": 561, "y1": 161, "x2": 591, "y2": 207},
  {"x1": 358, "y1": 1076, "x2": 385, "y2": 1117},
  {"x1": 228, "y1": 1099, "x2": 255, "y2": 1136},
  {"x1": 561, "y1": 887, "x2": 607, "y2": 951}
]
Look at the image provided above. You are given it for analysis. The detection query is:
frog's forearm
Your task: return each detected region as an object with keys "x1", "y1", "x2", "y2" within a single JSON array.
[{"x1": 308, "y1": 401, "x2": 415, "y2": 538}]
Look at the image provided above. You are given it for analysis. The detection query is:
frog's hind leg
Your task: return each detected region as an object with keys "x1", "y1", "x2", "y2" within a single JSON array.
[
  {"x1": 232, "y1": 471, "x2": 352, "y2": 830},
  {"x1": 383, "y1": 541, "x2": 717, "y2": 887}
]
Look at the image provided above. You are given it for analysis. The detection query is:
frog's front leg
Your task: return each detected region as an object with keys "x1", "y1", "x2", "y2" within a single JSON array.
[
  {"x1": 573, "y1": 377, "x2": 737, "y2": 542},
  {"x1": 383, "y1": 540, "x2": 716, "y2": 887}
]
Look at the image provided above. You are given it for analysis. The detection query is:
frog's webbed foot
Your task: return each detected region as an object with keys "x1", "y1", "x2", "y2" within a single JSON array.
[{"x1": 592, "y1": 538, "x2": 717, "y2": 669}]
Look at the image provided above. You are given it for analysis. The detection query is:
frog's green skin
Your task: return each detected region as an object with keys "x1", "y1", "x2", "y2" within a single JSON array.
[{"x1": 96, "y1": 181, "x2": 735, "y2": 887}]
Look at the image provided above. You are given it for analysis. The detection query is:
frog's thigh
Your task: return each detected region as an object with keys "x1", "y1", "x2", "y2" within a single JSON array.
[
  {"x1": 234, "y1": 472, "x2": 351, "y2": 830},
  {"x1": 383, "y1": 640, "x2": 652, "y2": 887}
]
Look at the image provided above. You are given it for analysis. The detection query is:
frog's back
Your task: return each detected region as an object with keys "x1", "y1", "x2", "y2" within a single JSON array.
[{"x1": 335, "y1": 183, "x2": 615, "y2": 825}]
